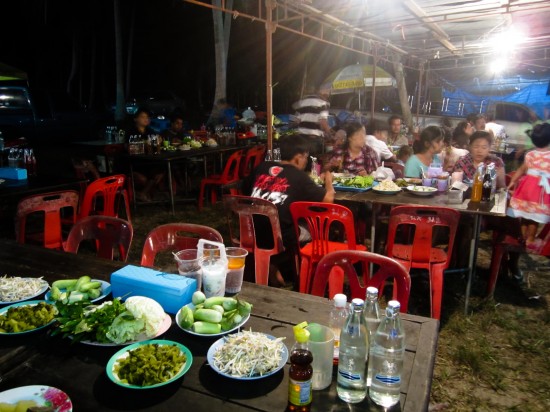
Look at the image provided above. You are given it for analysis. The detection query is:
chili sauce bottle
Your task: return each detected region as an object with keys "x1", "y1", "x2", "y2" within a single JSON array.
[{"x1": 287, "y1": 321, "x2": 313, "y2": 412}]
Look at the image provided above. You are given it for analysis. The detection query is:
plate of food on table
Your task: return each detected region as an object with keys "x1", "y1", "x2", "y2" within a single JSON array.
[
  {"x1": 106, "y1": 339, "x2": 193, "y2": 389},
  {"x1": 0, "y1": 275, "x2": 49, "y2": 304},
  {"x1": 406, "y1": 185, "x2": 438, "y2": 196},
  {"x1": 207, "y1": 330, "x2": 288, "y2": 380},
  {"x1": 45, "y1": 276, "x2": 111, "y2": 304},
  {"x1": 332, "y1": 174, "x2": 376, "y2": 192},
  {"x1": 53, "y1": 296, "x2": 171, "y2": 346},
  {"x1": 176, "y1": 291, "x2": 252, "y2": 337},
  {"x1": 0, "y1": 300, "x2": 57, "y2": 335},
  {"x1": 372, "y1": 179, "x2": 402, "y2": 195},
  {"x1": 0, "y1": 385, "x2": 73, "y2": 411}
]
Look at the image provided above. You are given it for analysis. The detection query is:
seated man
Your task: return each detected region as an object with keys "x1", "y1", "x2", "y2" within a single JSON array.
[
  {"x1": 244, "y1": 134, "x2": 334, "y2": 285},
  {"x1": 365, "y1": 120, "x2": 396, "y2": 163},
  {"x1": 161, "y1": 114, "x2": 186, "y2": 144}
]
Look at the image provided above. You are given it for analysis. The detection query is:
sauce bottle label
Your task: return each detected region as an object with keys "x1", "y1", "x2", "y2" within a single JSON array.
[{"x1": 288, "y1": 378, "x2": 312, "y2": 406}]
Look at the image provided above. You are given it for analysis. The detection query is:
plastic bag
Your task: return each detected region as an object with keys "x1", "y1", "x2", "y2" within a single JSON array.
[{"x1": 372, "y1": 165, "x2": 395, "y2": 181}]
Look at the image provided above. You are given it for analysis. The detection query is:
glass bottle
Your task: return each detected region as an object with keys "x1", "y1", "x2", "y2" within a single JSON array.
[
  {"x1": 363, "y1": 287, "x2": 381, "y2": 386},
  {"x1": 470, "y1": 165, "x2": 483, "y2": 202},
  {"x1": 481, "y1": 164, "x2": 492, "y2": 202},
  {"x1": 328, "y1": 293, "x2": 348, "y2": 364},
  {"x1": 369, "y1": 300, "x2": 405, "y2": 408},
  {"x1": 287, "y1": 321, "x2": 313, "y2": 412},
  {"x1": 337, "y1": 298, "x2": 368, "y2": 403}
]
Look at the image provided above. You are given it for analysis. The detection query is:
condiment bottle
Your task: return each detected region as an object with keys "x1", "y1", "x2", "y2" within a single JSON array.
[
  {"x1": 481, "y1": 164, "x2": 493, "y2": 202},
  {"x1": 470, "y1": 165, "x2": 483, "y2": 202},
  {"x1": 287, "y1": 321, "x2": 313, "y2": 412},
  {"x1": 363, "y1": 287, "x2": 381, "y2": 386}
]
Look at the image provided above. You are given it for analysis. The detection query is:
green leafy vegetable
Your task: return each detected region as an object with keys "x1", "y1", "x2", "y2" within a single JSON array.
[{"x1": 339, "y1": 175, "x2": 375, "y2": 188}]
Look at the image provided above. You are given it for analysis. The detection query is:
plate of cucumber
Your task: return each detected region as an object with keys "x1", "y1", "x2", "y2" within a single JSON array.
[
  {"x1": 45, "y1": 277, "x2": 111, "y2": 304},
  {"x1": 176, "y1": 292, "x2": 251, "y2": 337}
]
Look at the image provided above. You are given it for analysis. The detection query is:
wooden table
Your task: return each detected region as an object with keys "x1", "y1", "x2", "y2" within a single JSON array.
[
  {"x1": 0, "y1": 175, "x2": 86, "y2": 199},
  {"x1": 0, "y1": 240, "x2": 439, "y2": 411},
  {"x1": 335, "y1": 188, "x2": 508, "y2": 314},
  {"x1": 125, "y1": 145, "x2": 242, "y2": 214}
]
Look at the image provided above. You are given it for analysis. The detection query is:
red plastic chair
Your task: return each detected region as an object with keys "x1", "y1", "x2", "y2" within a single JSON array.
[
  {"x1": 72, "y1": 158, "x2": 100, "y2": 199},
  {"x1": 311, "y1": 250, "x2": 411, "y2": 312},
  {"x1": 79, "y1": 174, "x2": 131, "y2": 222},
  {"x1": 65, "y1": 216, "x2": 133, "y2": 261},
  {"x1": 141, "y1": 223, "x2": 223, "y2": 268},
  {"x1": 15, "y1": 191, "x2": 79, "y2": 249},
  {"x1": 386, "y1": 206, "x2": 460, "y2": 320},
  {"x1": 239, "y1": 145, "x2": 266, "y2": 179},
  {"x1": 199, "y1": 149, "x2": 244, "y2": 209},
  {"x1": 487, "y1": 224, "x2": 550, "y2": 296},
  {"x1": 223, "y1": 195, "x2": 286, "y2": 285},
  {"x1": 289, "y1": 202, "x2": 367, "y2": 294}
]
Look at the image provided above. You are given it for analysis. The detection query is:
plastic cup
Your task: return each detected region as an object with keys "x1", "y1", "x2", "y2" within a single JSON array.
[
  {"x1": 307, "y1": 323, "x2": 335, "y2": 390},
  {"x1": 202, "y1": 261, "x2": 227, "y2": 297},
  {"x1": 422, "y1": 178, "x2": 437, "y2": 188},
  {"x1": 174, "y1": 249, "x2": 202, "y2": 291},
  {"x1": 225, "y1": 247, "x2": 248, "y2": 294},
  {"x1": 437, "y1": 175, "x2": 449, "y2": 192}
]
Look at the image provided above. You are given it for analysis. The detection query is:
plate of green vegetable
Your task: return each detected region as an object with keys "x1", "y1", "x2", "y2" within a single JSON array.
[
  {"x1": 106, "y1": 339, "x2": 192, "y2": 389},
  {"x1": 0, "y1": 300, "x2": 57, "y2": 335},
  {"x1": 176, "y1": 292, "x2": 251, "y2": 337},
  {"x1": 45, "y1": 277, "x2": 111, "y2": 304}
]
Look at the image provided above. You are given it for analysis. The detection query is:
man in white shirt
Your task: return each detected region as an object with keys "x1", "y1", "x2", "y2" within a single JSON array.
[{"x1": 365, "y1": 120, "x2": 396, "y2": 162}]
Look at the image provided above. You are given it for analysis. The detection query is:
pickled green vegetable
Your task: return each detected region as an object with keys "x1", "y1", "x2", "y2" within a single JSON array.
[
  {"x1": 0, "y1": 302, "x2": 56, "y2": 333},
  {"x1": 114, "y1": 343, "x2": 187, "y2": 386}
]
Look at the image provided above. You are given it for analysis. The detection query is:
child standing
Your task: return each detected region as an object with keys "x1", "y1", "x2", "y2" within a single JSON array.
[{"x1": 507, "y1": 123, "x2": 550, "y2": 252}]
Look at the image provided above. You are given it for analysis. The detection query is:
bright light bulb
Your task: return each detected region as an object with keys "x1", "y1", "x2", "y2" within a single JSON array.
[
  {"x1": 490, "y1": 58, "x2": 507, "y2": 74},
  {"x1": 491, "y1": 27, "x2": 525, "y2": 54}
]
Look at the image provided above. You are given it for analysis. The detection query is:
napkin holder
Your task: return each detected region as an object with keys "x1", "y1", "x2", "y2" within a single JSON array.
[{"x1": 111, "y1": 265, "x2": 196, "y2": 314}]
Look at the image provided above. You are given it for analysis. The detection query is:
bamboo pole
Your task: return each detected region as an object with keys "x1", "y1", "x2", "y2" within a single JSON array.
[{"x1": 266, "y1": 0, "x2": 275, "y2": 152}]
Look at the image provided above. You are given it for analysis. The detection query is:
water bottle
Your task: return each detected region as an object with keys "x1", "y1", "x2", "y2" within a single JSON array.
[
  {"x1": 0, "y1": 131, "x2": 4, "y2": 151},
  {"x1": 369, "y1": 300, "x2": 405, "y2": 408},
  {"x1": 337, "y1": 298, "x2": 368, "y2": 403},
  {"x1": 265, "y1": 149, "x2": 273, "y2": 162},
  {"x1": 363, "y1": 287, "x2": 381, "y2": 386},
  {"x1": 328, "y1": 293, "x2": 348, "y2": 364}
]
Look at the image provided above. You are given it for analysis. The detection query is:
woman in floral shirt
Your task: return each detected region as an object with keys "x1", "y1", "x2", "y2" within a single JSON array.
[
  {"x1": 453, "y1": 131, "x2": 506, "y2": 188},
  {"x1": 325, "y1": 122, "x2": 379, "y2": 176}
]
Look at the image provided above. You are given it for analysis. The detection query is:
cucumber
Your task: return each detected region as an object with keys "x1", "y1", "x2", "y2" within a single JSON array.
[
  {"x1": 211, "y1": 305, "x2": 224, "y2": 315},
  {"x1": 204, "y1": 296, "x2": 235, "y2": 309},
  {"x1": 178, "y1": 306, "x2": 194, "y2": 329},
  {"x1": 87, "y1": 288, "x2": 101, "y2": 299},
  {"x1": 222, "y1": 298, "x2": 238, "y2": 311},
  {"x1": 191, "y1": 291, "x2": 206, "y2": 305},
  {"x1": 79, "y1": 281, "x2": 101, "y2": 292},
  {"x1": 52, "y1": 279, "x2": 78, "y2": 290},
  {"x1": 74, "y1": 276, "x2": 91, "y2": 292},
  {"x1": 192, "y1": 321, "x2": 221, "y2": 334},
  {"x1": 193, "y1": 308, "x2": 223, "y2": 323},
  {"x1": 50, "y1": 286, "x2": 61, "y2": 301}
]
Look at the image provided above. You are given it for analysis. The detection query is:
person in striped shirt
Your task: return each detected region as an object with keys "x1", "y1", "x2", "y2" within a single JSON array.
[{"x1": 292, "y1": 94, "x2": 332, "y2": 154}]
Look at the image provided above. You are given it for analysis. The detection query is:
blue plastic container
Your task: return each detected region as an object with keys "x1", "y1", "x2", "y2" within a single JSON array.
[{"x1": 111, "y1": 265, "x2": 196, "y2": 314}]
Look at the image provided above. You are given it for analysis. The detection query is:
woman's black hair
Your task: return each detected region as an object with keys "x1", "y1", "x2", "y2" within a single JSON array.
[
  {"x1": 412, "y1": 125, "x2": 443, "y2": 154},
  {"x1": 453, "y1": 121, "x2": 470, "y2": 138},
  {"x1": 469, "y1": 130, "x2": 492, "y2": 146},
  {"x1": 343, "y1": 122, "x2": 365, "y2": 149},
  {"x1": 133, "y1": 107, "x2": 151, "y2": 119},
  {"x1": 527, "y1": 123, "x2": 550, "y2": 148}
]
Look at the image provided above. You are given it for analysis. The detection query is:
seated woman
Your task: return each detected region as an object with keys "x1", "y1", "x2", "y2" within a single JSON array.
[
  {"x1": 404, "y1": 126, "x2": 444, "y2": 178},
  {"x1": 325, "y1": 122, "x2": 379, "y2": 176},
  {"x1": 125, "y1": 108, "x2": 166, "y2": 202},
  {"x1": 452, "y1": 120, "x2": 473, "y2": 149},
  {"x1": 453, "y1": 131, "x2": 505, "y2": 188},
  {"x1": 440, "y1": 127, "x2": 469, "y2": 173}
]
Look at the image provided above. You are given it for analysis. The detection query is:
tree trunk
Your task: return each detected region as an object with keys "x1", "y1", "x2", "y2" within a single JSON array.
[
  {"x1": 114, "y1": 0, "x2": 126, "y2": 125},
  {"x1": 209, "y1": 0, "x2": 233, "y2": 123},
  {"x1": 393, "y1": 55, "x2": 413, "y2": 129}
]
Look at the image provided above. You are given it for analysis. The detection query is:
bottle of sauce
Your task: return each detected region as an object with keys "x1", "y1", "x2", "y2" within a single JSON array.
[
  {"x1": 287, "y1": 321, "x2": 313, "y2": 412},
  {"x1": 470, "y1": 165, "x2": 483, "y2": 202}
]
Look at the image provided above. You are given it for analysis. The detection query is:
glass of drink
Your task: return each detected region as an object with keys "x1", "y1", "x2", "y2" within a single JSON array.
[
  {"x1": 174, "y1": 249, "x2": 202, "y2": 291},
  {"x1": 225, "y1": 247, "x2": 248, "y2": 294},
  {"x1": 307, "y1": 323, "x2": 335, "y2": 390},
  {"x1": 198, "y1": 239, "x2": 228, "y2": 298}
]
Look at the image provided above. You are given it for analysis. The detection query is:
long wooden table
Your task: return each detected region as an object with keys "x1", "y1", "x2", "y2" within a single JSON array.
[
  {"x1": 335, "y1": 188, "x2": 508, "y2": 314},
  {"x1": 124, "y1": 145, "x2": 242, "y2": 214},
  {"x1": 0, "y1": 240, "x2": 439, "y2": 411}
]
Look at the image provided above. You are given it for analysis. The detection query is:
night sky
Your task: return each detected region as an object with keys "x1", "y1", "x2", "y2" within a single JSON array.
[{"x1": 1, "y1": 0, "x2": 373, "y2": 125}]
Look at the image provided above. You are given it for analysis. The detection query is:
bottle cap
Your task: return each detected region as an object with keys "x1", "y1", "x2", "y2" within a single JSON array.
[
  {"x1": 351, "y1": 298, "x2": 365, "y2": 309},
  {"x1": 366, "y1": 287, "x2": 378, "y2": 300},
  {"x1": 387, "y1": 300, "x2": 401, "y2": 314},
  {"x1": 293, "y1": 321, "x2": 310, "y2": 343},
  {"x1": 333, "y1": 294, "x2": 347, "y2": 308}
]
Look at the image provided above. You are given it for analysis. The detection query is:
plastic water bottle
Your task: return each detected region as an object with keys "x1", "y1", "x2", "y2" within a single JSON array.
[
  {"x1": 337, "y1": 298, "x2": 368, "y2": 403},
  {"x1": 328, "y1": 293, "x2": 348, "y2": 364},
  {"x1": 369, "y1": 300, "x2": 405, "y2": 408},
  {"x1": 363, "y1": 287, "x2": 381, "y2": 386}
]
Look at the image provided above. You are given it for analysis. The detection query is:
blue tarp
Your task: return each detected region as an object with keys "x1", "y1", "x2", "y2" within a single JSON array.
[{"x1": 443, "y1": 81, "x2": 550, "y2": 119}]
